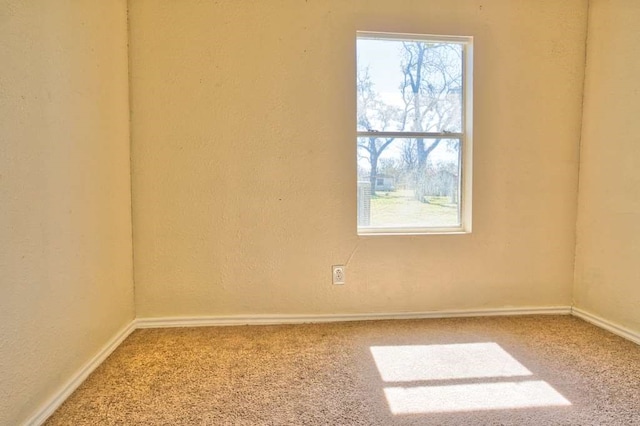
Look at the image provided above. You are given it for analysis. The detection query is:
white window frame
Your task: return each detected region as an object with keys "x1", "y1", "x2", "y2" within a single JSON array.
[{"x1": 356, "y1": 31, "x2": 473, "y2": 236}]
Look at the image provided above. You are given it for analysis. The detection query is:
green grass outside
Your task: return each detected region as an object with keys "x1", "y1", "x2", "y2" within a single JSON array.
[{"x1": 370, "y1": 190, "x2": 459, "y2": 227}]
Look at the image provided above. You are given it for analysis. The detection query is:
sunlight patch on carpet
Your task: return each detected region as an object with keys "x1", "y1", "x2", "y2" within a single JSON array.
[
  {"x1": 370, "y1": 343, "x2": 532, "y2": 382},
  {"x1": 370, "y1": 343, "x2": 571, "y2": 414},
  {"x1": 383, "y1": 381, "x2": 571, "y2": 414}
]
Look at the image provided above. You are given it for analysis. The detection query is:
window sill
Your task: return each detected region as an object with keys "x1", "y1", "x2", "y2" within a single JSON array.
[{"x1": 357, "y1": 227, "x2": 471, "y2": 236}]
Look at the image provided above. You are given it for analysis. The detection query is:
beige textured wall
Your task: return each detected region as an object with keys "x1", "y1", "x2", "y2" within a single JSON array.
[
  {"x1": 574, "y1": 0, "x2": 640, "y2": 334},
  {"x1": 130, "y1": 0, "x2": 588, "y2": 318},
  {"x1": 0, "y1": 1, "x2": 133, "y2": 424}
]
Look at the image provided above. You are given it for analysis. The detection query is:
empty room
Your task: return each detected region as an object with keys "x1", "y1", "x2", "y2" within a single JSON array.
[{"x1": 2, "y1": 0, "x2": 639, "y2": 424}]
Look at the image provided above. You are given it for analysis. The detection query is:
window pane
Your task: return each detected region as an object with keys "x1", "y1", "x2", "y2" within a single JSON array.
[
  {"x1": 357, "y1": 39, "x2": 463, "y2": 133},
  {"x1": 357, "y1": 137, "x2": 461, "y2": 229}
]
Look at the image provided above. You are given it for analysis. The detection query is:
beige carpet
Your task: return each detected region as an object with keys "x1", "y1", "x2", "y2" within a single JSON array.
[{"x1": 46, "y1": 316, "x2": 640, "y2": 425}]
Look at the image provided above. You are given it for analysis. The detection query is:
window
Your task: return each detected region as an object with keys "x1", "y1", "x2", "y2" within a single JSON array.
[{"x1": 356, "y1": 32, "x2": 473, "y2": 235}]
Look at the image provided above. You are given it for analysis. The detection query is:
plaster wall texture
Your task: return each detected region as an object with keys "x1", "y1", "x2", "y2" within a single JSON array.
[
  {"x1": 129, "y1": 0, "x2": 588, "y2": 318},
  {"x1": 0, "y1": 1, "x2": 133, "y2": 424},
  {"x1": 574, "y1": 0, "x2": 640, "y2": 334}
]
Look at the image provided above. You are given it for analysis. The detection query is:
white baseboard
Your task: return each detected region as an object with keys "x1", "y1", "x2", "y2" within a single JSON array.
[
  {"x1": 135, "y1": 306, "x2": 572, "y2": 329},
  {"x1": 24, "y1": 320, "x2": 137, "y2": 426},
  {"x1": 571, "y1": 307, "x2": 640, "y2": 346}
]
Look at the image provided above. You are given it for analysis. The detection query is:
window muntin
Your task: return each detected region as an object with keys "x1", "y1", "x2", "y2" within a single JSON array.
[{"x1": 356, "y1": 32, "x2": 472, "y2": 235}]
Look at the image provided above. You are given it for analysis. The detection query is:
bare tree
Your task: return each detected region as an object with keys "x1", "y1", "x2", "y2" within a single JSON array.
[
  {"x1": 356, "y1": 67, "x2": 401, "y2": 196},
  {"x1": 398, "y1": 42, "x2": 463, "y2": 201}
]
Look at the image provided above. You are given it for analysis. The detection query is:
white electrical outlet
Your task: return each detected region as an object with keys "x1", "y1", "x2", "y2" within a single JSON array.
[{"x1": 332, "y1": 265, "x2": 345, "y2": 285}]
